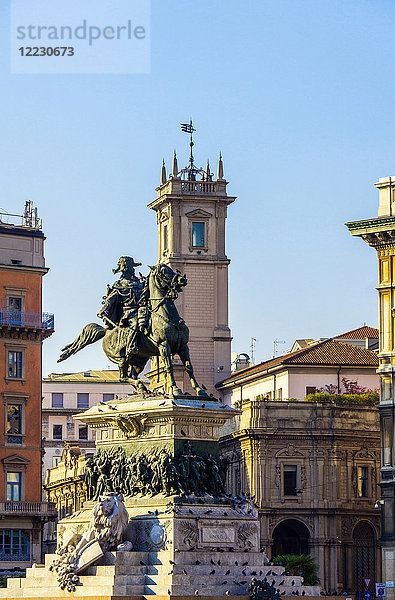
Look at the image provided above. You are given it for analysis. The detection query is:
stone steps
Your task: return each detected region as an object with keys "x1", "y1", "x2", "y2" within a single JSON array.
[
  {"x1": 1, "y1": 549, "x2": 320, "y2": 598},
  {"x1": 147, "y1": 574, "x2": 296, "y2": 585},
  {"x1": 103, "y1": 550, "x2": 270, "y2": 567},
  {"x1": 85, "y1": 564, "x2": 146, "y2": 576},
  {"x1": 146, "y1": 565, "x2": 287, "y2": 577},
  {"x1": 5, "y1": 585, "x2": 146, "y2": 598},
  {"x1": 165, "y1": 583, "x2": 250, "y2": 596}
]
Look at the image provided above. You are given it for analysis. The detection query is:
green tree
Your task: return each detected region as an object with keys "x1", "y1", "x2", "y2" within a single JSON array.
[{"x1": 272, "y1": 554, "x2": 320, "y2": 586}]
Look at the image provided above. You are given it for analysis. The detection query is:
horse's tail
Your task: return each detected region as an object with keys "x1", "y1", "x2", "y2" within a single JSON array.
[{"x1": 58, "y1": 323, "x2": 106, "y2": 362}]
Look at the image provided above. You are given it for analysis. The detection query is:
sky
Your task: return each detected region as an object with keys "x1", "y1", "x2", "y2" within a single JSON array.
[{"x1": 0, "y1": 0, "x2": 392, "y2": 375}]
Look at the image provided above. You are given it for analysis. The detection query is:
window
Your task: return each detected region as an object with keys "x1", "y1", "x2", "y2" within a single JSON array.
[
  {"x1": 277, "y1": 388, "x2": 283, "y2": 400},
  {"x1": 358, "y1": 466, "x2": 369, "y2": 498},
  {"x1": 306, "y1": 386, "x2": 316, "y2": 396},
  {"x1": 103, "y1": 394, "x2": 114, "y2": 402},
  {"x1": 6, "y1": 404, "x2": 23, "y2": 444},
  {"x1": 267, "y1": 391, "x2": 272, "y2": 399},
  {"x1": 383, "y1": 416, "x2": 393, "y2": 466},
  {"x1": 53, "y1": 425, "x2": 63, "y2": 440},
  {"x1": 6, "y1": 472, "x2": 22, "y2": 501},
  {"x1": 52, "y1": 393, "x2": 63, "y2": 408},
  {"x1": 77, "y1": 393, "x2": 89, "y2": 409},
  {"x1": 163, "y1": 223, "x2": 168, "y2": 251},
  {"x1": 283, "y1": 465, "x2": 298, "y2": 496},
  {"x1": 0, "y1": 529, "x2": 29, "y2": 560},
  {"x1": 79, "y1": 426, "x2": 88, "y2": 440},
  {"x1": 7, "y1": 297, "x2": 22, "y2": 325},
  {"x1": 192, "y1": 222, "x2": 205, "y2": 247},
  {"x1": 52, "y1": 457, "x2": 61, "y2": 467},
  {"x1": 8, "y1": 351, "x2": 22, "y2": 378}
]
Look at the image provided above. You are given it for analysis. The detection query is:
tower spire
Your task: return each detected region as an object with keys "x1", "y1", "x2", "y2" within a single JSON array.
[
  {"x1": 172, "y1": 150, "x2": 179, "y2": 178},
  {"x1": 206, "y1": 159, "x2": 212, "y2": 182},
  {"x1": 161, "y1": 159, "x2": 167, "y2": 184},
  {"x1": 217, "y1": 152, "x2": 224, "y2": 180}
]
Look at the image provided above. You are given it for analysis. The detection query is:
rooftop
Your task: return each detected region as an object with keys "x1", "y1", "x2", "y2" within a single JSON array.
[
  {"x1": 44, "y1": 370, "x2": 130, "y2": 383},
  {"x1": 0, "y1": 201, "x2": 43, "y2": 237},
  {"x1": 334, "y1": 325, "x2": 379, "y2": 339},
  {"x1": 218, "y1": 326, "x2": 379, "y2": 388}
]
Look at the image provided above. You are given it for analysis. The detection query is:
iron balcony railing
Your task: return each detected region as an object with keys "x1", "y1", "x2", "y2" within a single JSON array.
[
  {"x1": 0, "y1": 501, "x2": 57, "y2": 516},
  {"x1": 0, "y1": 309, "x2": 54, "y2": 330},
  {"x1": 0, "y1": 552, "x2": 30, "y2": 562}
]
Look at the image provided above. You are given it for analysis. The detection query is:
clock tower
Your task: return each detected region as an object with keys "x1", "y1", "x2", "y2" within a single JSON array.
[{"x1": 147, "y1": 125, "x2": 235, "y2": 396}]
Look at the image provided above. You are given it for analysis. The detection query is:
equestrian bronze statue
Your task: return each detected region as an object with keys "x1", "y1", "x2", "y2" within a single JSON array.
[{"x1": 58, "y1": 256, "x2": 208, "y2": 398}]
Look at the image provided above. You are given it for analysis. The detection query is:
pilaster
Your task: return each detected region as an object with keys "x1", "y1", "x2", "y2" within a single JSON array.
[{"x1": 347, "y1": 177, "x2": 395, "y2": 600}]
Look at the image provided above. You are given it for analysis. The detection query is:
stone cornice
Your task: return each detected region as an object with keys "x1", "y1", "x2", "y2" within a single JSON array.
[
  {"x1": 221, "y1": 428, "x2": 380, "y2": 444},
  {"x1": 0, "y1": 262, "x2": 48, "y2": 275},
  {"x1": 77, "y1": 394, "x2": 240, "y2": 444},
  {"x1": 346, "y1": 215, "x2": 395, "y2": 233},
  {"x1": 346, "y1": 217, "x2": 395, "y2": 247}
]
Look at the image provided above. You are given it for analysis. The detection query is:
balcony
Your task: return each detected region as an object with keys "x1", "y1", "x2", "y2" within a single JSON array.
[
  {"x1": 0, "y1": 309, "x2": 54, "y2": 339},
  {"x1": 0, "y1": 552, "x2": 30, "y2": 562},
  {"x1": 0, "y1": 501, "x2": 57, "y2": 517},
  {"x1": 181, "y1": 181, "x2": 218, "y2": 194}
]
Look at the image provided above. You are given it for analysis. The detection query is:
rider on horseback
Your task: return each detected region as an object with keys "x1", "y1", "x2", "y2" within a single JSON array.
[
  {"x1": 59, "y1": 258, "x2": 208, "y2": 398},
  {"x1": 97, "y1": 256, "x2": 145, "y2": 354}
]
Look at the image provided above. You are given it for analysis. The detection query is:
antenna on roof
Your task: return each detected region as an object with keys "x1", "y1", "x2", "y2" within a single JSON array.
[
  {"x1": 273, "y1": 339, "x2": 285, "y2": 358},
  {"x1": 250, "y1": 338, "x2": 256, "y2": 364}
]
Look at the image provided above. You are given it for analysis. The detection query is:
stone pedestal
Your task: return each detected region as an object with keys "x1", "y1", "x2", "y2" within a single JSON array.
[
  {"x1": 0, "y1": 394, "x2": 322, "y2": 598},
  {"x1": 81, "y1": 393, "x2": 236, "y2": 457}
]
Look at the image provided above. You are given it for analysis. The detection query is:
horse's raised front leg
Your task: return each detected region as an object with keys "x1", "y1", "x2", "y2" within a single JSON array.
[
  {"x1": 178, "y1": 344, "x2": 209, "y2": 397},
  {"x1": 159, "y1": 341, "x2": 183, "y2": 397}
]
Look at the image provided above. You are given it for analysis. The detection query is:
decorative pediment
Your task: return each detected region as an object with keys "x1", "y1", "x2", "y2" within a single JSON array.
[
  {"x1": 185, "y1": 209, "x2": 212, "y2": 219},
  {"x1": 2, "y1": 454, "x2": 30, "y2": 470},
  {"x1": 353, "y1": 447, "x2": 375, "y2": 460},
  {"x1": 275, "y1": 443, "x2": 305, "y2": 458}
]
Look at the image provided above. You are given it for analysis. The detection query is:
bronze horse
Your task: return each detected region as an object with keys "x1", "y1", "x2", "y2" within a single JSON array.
[{"x1": 58, "y1": 263, "x2": 208, "y2": 398}]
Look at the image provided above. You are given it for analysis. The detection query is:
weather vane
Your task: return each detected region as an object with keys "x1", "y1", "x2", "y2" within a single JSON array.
[
  {"x1": 180, "y1": 119, "x2": 196, "y2": 171},
  {"x1": 179, "y1": 119, "x2": 209, "y2": 181}
]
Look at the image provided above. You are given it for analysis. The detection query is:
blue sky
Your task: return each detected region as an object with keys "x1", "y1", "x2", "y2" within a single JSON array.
[{"x1": 0, "y1": 0, "x2": 392, "y2": 375}]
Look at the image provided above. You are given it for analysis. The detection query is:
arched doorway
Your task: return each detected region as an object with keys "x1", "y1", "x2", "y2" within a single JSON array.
[
  {"x1": 353, "y1": 521, "x2": 376, "y2": 595},
  {"x1": 272, "y1": 519, "x2": 310, "y2": 557}
]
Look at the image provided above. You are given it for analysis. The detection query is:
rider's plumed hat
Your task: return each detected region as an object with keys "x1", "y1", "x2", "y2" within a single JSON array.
[{"x1": 113, "y1": 256, "x2": 142, "y2": 274}]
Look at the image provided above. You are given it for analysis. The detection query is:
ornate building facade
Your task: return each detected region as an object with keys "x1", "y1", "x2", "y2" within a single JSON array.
[
  {"x1": 220, "y1": 398, "x2": 381, "y2": 596},
  {"x1": 347, "y1": 177, "x2": 395, "y2": 600},
  {"x1": 218, "y1": 329, "x2": 382, "y2": 595},
  {"x1": 0, "y1": 203, "x2": 55, "y2": 573},
  {"x1": 43, "y1": 442, "x2": 86, "y2": 552},
  {"x1": 146, "y1": 141, "x2": 235, "y2": 396}
]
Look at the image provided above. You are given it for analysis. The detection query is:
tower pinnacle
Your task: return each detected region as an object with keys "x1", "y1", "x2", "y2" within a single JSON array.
[
  {"x1": 217, "y1": 153, "x2": 224, "y2": 180},
  {"x1": 171, "y1": 151, "x2": 179, "y2": 178},
  {"x1": 205, "y1": 160, "x2": 212, "y2": 182},
  {"x1": 161, "y1": 159, "x2": 167, "y2": 184}
]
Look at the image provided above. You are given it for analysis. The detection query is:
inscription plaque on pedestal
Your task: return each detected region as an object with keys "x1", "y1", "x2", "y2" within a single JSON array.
[{"x1": 201, "y1": 524, "x2": 235, "y2": 545}]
